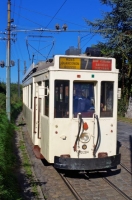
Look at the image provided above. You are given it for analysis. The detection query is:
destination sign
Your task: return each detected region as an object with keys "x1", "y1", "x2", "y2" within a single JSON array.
[
  {"x1": 92, "y1": 59, "x2": 112, "y2": 70},
  {"x1": 59, "y1": 57, "x2": 81, "y2": 69},
  {"x1": 59, "y1": 57, "x2": 112, "y2": 71}
]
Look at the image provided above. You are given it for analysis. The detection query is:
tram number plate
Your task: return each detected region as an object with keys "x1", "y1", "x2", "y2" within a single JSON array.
[
  {"x1": 80, "y1": 151, "x2": 89, "y2": 154},
  {"x1": 59, "y1": 57, "x2": 81, "y2": 69}
]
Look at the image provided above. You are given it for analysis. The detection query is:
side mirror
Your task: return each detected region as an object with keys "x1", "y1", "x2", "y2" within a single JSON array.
[{"x1": 38, "y1": 86, "x2": 49, "y2": 98}]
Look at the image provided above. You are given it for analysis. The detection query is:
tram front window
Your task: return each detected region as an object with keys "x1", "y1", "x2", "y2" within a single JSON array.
[
  {"x1": 100, "y1": 81, "x2": 114, "y2": 117},
  {"x1": 54, "y1": 80, "x2": 69, "y2": 118},
  {"x1": 73, "y1": 82, "x2": 95, "y2": 118}
]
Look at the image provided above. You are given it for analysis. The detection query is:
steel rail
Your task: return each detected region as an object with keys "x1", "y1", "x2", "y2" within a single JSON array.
[
  {"x1": 59, "y1": 173, "x2": 83, "y2": 200},
  {"x1": 102, "y1": 176, "x2": 132, "y2": 200},
  {"x1": 120, "y1": 163, "x2": 132, "y2": 175}
]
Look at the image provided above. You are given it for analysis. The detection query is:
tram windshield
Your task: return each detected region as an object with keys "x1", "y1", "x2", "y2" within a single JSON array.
[
  {"x1": 73, "y1": 82, "x2": 95, "y2": 118},
  {"x1": 100, "y1": 81, "x2": 114, "y2": 117}
]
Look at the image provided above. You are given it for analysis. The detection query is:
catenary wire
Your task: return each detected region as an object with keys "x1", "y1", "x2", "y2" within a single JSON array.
[
  {"x1": 45, "y1": 0, "x2": 67, "y2": 28},
  {"x1": 12, "y1": 11, "x2": 45, "y2": 28},
  {"x1": 11, "y1": 3, "x2": 87, "y2": 28},
  {"x1": 37, "y1": 0, "x2": 67, "y2": 60}
]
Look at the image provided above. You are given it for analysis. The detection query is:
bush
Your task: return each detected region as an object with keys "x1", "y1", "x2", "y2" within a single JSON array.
[
  {"x1": 0, "y1": 83, "x2": 22, "y2": 199},
  {"x1": 11, "y1": 101, "x2": 22, "y2": 122},
  {"x1": 0, "y1": 111, "x2": 22, "y2": 199},
  {"x1": 118, "y1": 99, "x2": 127, "y2": 117}
]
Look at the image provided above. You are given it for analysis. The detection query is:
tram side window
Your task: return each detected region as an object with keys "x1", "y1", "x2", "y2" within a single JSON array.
[
  {"x1": 73, "y1": 82, "x2": 95, "y2": 118},
  {"x1": 54, "y1": 80, "x2": 69, "y2": 118},
  {"x1": 100, "y1": 81, "x2": 114, "y2": 117},
  {"x1": 45, "y1": 80, "x2": 49, "y2": 117}
]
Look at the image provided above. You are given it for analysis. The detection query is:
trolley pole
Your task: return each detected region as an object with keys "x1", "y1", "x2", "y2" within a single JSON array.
[
  {"x1": 6, "y1": 0, "x2": 11, "y2": 121},
  {"x1": 24, "y1": 61, "x2": 27, "y2": 74},
  {"x1": 78, "y1": 36, "x2": 80, "y2": 49}
]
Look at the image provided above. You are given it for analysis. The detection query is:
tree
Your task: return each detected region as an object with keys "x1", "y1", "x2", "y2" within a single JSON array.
[{"x1": 85, "y1": 0, "x2": 132, "y2": 101}]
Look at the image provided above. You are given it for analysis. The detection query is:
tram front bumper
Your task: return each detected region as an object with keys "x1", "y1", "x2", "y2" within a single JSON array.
[{"x1": 54, "y1": 154, "x2": 121, "y2": 170}]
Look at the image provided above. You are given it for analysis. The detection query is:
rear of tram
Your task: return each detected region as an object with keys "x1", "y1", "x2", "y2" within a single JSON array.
[{"x1": 53, "y1": 56, "x2": 121, "y2": 170}]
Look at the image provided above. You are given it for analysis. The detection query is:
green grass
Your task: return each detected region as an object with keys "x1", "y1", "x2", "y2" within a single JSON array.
[
  {"x1": 0, "y1": 112, "x2": 22, "y2": 200},
  {"x1": 118, "y1": 116, "x2": 132, "y2": 124},
  {"x1": 19, "y1": 132, "x2": 39, "y2": 198}
]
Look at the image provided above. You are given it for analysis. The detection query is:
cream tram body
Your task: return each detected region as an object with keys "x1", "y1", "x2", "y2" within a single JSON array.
[{"x1": 22, "y1": 55, "x2": 120, "y2": 170}]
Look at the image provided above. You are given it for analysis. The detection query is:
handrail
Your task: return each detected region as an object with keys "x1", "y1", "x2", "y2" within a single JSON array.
[{"x1": 93, "y1": 114, "x2": 101, "y2": 157}]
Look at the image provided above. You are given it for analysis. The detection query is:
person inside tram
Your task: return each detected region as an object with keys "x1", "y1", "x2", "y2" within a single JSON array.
[{"x1": 73, "y1": 90, "x2": 92, "y2": 113}]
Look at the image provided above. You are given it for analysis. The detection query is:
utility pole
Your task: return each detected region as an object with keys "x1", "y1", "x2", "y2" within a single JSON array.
[
  {"x1": 6, "y1": 0, "x2": 11, "y2": 121},
  {"x1": 18, "y1": 59, "x2": 20, "y2": 99}
]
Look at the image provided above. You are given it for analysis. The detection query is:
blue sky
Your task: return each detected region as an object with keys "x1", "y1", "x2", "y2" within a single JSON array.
[{"x1": 0, "y1": 0, "x2": 110, "y2": 83}]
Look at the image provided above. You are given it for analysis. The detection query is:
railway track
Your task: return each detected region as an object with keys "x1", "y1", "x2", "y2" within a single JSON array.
[
  {"x1": 120, "y1": 163, "x2": 132, "y2": 175},
  {"x1": 102, "y1": 175, "x2": 132, "y2": 200},
  {"x1": 59, "y1": 172, "x2": 83, "y2": 200},
  {"x1": 19, "y1": 116, "x2": 132, "y2": 200},
  {"x1": 99, "y1": 141, "x2": 132, "y2": 200},
  {"x1": 57, "y1": 140, "x2": 132, "y2": 200},
  {"x1": 58, "y1": 166, "x2": 132, "y2": 200},
  {"x1": 57, "y1": 152, "x2": 132, "y2": 200}
]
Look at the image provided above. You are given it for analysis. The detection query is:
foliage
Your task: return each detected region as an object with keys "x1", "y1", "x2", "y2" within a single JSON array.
[
  {"x1": 11, "y1": 101, "x2": 22, "y2": 122},
  {"x1": 0, "y1": 111, "x2": 22, "y2": 200},
  {"x1": 0, "y1": 93, "x2": 6, "y2": 110},
  {"x1": 118, "y1": 99, "x2": 127, "y2": 117},
  {"x1": 0, "y1": 81, "x2": 6, "y2": 94},
  {"x1": 0, "y1": 83, "x2": 23, "y2": 199},
  {"x1": 85, "y1": 0, "x2": 132, "y2": 102}
]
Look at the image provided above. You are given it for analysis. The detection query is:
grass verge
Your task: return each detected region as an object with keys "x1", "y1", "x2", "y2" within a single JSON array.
[
  {"x1": 118, "y1": 116, "x2": 132, "y2": 124},
  {"x1": 0, "y1": 112, "x2": 22, "y2": 200},
  {"x1": 18, "y1": 126, "x2": 40, "y2": 199}
]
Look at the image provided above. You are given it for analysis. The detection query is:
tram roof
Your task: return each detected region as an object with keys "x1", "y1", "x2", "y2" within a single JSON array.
[{"x1": 22, "y1": 55, "x2": 118, "y2": 83}]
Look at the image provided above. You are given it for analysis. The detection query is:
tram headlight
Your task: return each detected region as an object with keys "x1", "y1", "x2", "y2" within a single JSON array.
[{"x1": 80, "y1": 133, "x2": 89, "y2": 143}]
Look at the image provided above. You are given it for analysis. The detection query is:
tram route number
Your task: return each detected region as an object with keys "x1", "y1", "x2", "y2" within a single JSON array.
[{"x1": 59, "y1": 57, "x2": 81, "y2": 69}]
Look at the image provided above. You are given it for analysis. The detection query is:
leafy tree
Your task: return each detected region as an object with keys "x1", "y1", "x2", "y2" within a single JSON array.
[{"x1": 85, "y1": 0, "x2": 132, "y2": 102}]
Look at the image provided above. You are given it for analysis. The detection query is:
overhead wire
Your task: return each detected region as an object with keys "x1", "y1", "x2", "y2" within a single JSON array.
[
  {"x1": 81, "y1": 34, "x2": 96, "y2": 52},
  {"x1": 17, "y1": 0, "x2": 22, "y2": 25},
  {"x1": 38, "y1": 0, "x2": 68, "y2": 60},
  {"x1": 11, "y1": 1, "x2": 91, "y2": 65},
  {"x1": 26, "y1": 41, "x2": 47, "y2": 59},
  {"x1": 16, "y1": 39, "x2": 24, "y2": 61},
  {"x1": 39, "y1": 42, "x2": 55, "y2": 52},
  {"x1": 46, "y1": 41, "x2": 55, "y2": 60},
  {"x1": 45, "y1": 0, "x2": 67, "y2": 28},
  {"x1": 26, "y1": 40, "x2": 31, "y2": 60},
  {"x1": 12, "y1": 11, "x2": 44, "y2": 28},
  {"x1": 12, "y1": 0, "x2": 16, "y2": 19},
  {"x1": 11, "y1": 3, "x2": 87, "y2": 28},
  {"x1": 11, "y1": 0, "x2": 24, "y2": 72}
]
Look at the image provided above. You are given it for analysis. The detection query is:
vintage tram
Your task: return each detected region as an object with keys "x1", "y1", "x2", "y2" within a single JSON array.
[{"x1": 22, "y1": 53, "x2": 121, "y2": 170}]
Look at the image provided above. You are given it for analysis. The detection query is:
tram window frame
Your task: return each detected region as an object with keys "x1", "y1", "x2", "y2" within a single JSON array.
[
  {"x1": 44, "y1": 80, "x2": 49, "y2": 117},
  {"x1": 100, "y1": 81, "x2": 114, "y2": 118},
  {"x1": 30, "y1": 83, "x2": 33, "y2": 109},
  {"x1": 73, "y1": 81, "x2": 95, "y2": 118},
  {"x1": 54, "y1": 80, "x2": 69, "y2": 118}
]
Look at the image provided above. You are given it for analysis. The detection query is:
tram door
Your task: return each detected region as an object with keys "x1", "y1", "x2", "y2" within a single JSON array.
[
  {"x1": 34, "y1": 82, "x2": 42, "y2": 139},
  {"x1": 54, "y1": 80, "x2": 96, "y2": 158}
]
